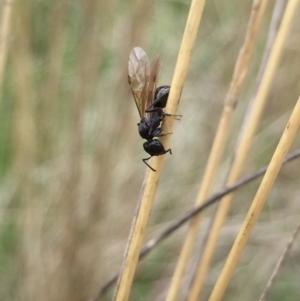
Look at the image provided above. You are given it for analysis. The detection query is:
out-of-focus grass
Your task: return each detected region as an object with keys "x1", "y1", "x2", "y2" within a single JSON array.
[{"x1": 0, "y1": 1, "x2": 299, "y2": 301}]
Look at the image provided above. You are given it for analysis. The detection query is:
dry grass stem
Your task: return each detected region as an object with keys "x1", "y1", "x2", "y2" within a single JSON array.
[
  {"x1": 158, "y1": 0, "x2": 206, "y2": 160},
  {"x1": 0, "y1": 0, "x2": 14, "y2": 97},
  {"x1": 113, "y1": 2, "x2": 206, "y2": 301},
  {"x1": 254, "y1": 0, "x2": 287, "y2": 85},
  {"x1": 223, "y1": 0, "x2": 269, "y2": 108},
  {"x1": 258, "y1": 220, "x2": 300, "y2": 301},
  {"x1": 191, "y1": 0, "x2": 299, "y2": 299},
  {"x1": 166, "y1": 1, "x2": 269, "y2": 300},
  {"x1": 188, "y1": 0, "x2": 287, "y2": 299},
  {"x1": 12, "y1": 2, "x2": 36, "y2": 184},
  {"x1": 94, "y1": 150, "x2": 300, "y2": 300},
  {"x1": 11, "y1": 1, "x2": 37, "y2": 299},
  {"x1": 236, "y1": 0, "x2": 286, "y2": 147},
  {"x1": 208, "y1": 94, "x2": 300, "y2": 301},
  {"x1": 1, "y1": 1, "x2": 299, "y2": 300}
]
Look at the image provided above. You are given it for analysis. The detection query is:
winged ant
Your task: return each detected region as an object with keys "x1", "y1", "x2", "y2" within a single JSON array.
[{"x1": 128, "y1": 47, "x2": 181, "y2": 171}]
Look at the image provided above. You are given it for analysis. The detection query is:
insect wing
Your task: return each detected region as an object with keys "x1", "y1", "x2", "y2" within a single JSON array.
[
  {"x1": 145, "y1": 56, "x2": 160, "y2": 121},
  {"x1": 128, "y1": 47, "x2": 150, "y2": 117}
]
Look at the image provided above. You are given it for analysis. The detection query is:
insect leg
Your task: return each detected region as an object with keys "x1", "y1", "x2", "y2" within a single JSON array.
[
  {"x1": 146, "y1": 107, "x2": 182, "y2": 120},
  {"x1": 151, "y1": 128, "x2": 173, "y2": 138},
  {"x1": 142, "y1": 156, "x2": 156, "y2": 172},
  {"x1": 165, "y1": 148, "x2": 172, "y2": 155},
  {"x1": 162, "y1": 112, "x2": 182, "y2": 120}
]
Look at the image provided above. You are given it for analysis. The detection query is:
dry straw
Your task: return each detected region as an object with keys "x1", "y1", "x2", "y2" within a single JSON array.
[
  {"x1": 11, "y1": 1, "x2": 38, "y2": 296},
  {"x1": 166, "y1": 1, "x2": 269, "y2": 301},
  {"x1": 112, "y1": 1, "x2": 206, "y2": 301},
  {"x1": 188, "y1": 0, "x2": 287, "y2": 299},
  {"x1": 208, "y1": 94, "x2": 300, "y2": 301},
  {"x1": 93, "y1": 149, "x2": 300, "y2": 300},
  {"x1": 190, "y1": 0, "x2": 299, "y2": 299},
  {"x1": 0, "y1": 0, "x2": 14, "y2": 95}
]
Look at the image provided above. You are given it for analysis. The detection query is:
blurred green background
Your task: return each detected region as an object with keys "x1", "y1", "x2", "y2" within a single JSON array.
[{"x1": 0, "y1": 0, "x2": 299, "y2": 300}]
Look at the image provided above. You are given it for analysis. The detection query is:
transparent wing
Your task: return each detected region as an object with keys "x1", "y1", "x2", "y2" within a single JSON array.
[
  {"x1": 145, "y1": 56, "x2": 160, "y2": 121},
  {"x1": 128, "y1": 47, "x2": 150, "y2": 118}
]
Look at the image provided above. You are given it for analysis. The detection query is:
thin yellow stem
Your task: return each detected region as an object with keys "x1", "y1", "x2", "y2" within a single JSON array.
[
  {"x1": 0, "y1": 0, "x2": 14, "y2": 97},
  {"x1": 208, "y1": 95, "x2": 300, "y2": 301},
  {"x1": 91, "y1": 149, "x2": 300, "y2": 301},
  {"x1": 113, "y1": 2, "x2": 205, "y2": 301},
  {"x1": 157, "y1": 0, "x2": 206, "y2": 161},
  {"x1": 190, "y1": 0, "x2": 299, "y2": 299},
  {"x1": 165, "y1": 1, "x2": 268, "y2": 301},
  {"x1": 166, "y1": 108, "x2": 233, "y2": 301}
]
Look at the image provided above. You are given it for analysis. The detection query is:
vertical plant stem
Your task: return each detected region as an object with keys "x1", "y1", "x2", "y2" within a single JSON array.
[
  {"x1": 187, "y1": 0, "x2": 286, "y2": 299},
  {"x1": 165, "y1": 1, "x2": 269, "y2": 301},
  {"x1": 113, "y1": 2, "x2": 206, "y2": 301},
  {"x1": 191, "y1": 0, "x2": 299, "y2": 299},
  {"x1": 208, "y1": 95, "x2": 300, "y2": 301},
  {"x1": 0, "y1": 0, "x2": 14, "y2": 97},
  {"x1": 158, "y1": 0, "x2": 206, "y2": 158},
  {"x1": 92, "y1": 149, "x2": 300, "y2": 301},
  {"x1": 11, "y1": 0, "x2": 37, "y2": 299}
]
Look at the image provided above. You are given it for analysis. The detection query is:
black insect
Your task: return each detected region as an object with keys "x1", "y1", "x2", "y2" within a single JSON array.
[
  {"x1": 148, "y1": 85, "x2": 170, "y2": 112},
  {"x1": 137, "y1": 86, "x2": 172, "y2": 141},
  {"x1": 128, "y1": 47, "x2": 179, "y2": 171}
]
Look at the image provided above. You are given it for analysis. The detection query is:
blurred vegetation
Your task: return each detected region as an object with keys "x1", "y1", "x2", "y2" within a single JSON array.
[{"x1": 0, "y1": 0, "x2": 299, "y2": 301}]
